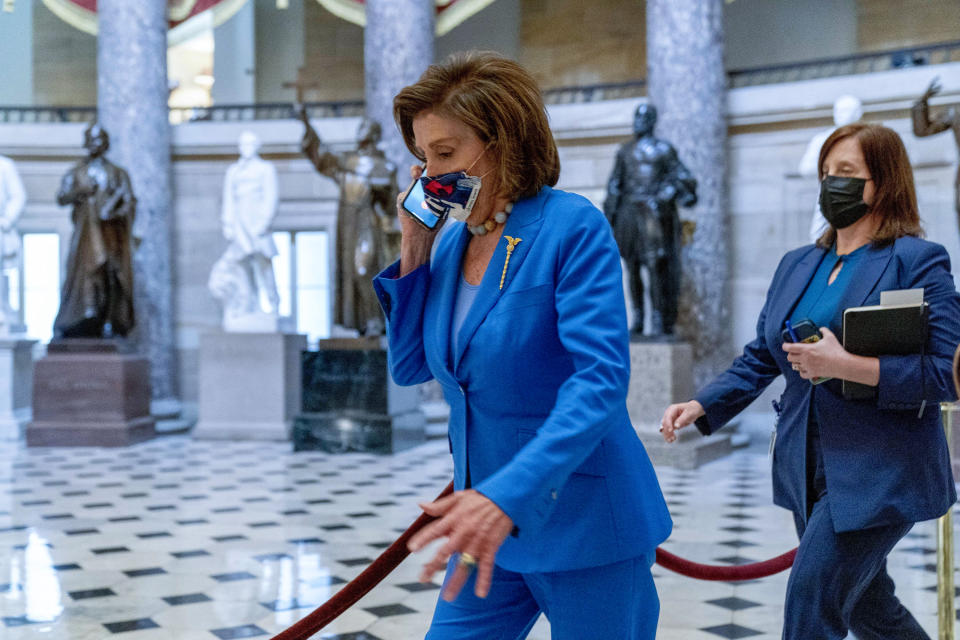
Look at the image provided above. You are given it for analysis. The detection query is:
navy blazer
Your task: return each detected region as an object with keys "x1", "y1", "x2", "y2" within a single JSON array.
[
  {"x1": 696, "y1": 236, "x2": 960, "y2": 532},
  {"x1": 373, "y1": 186, "x2": 672, "y2": 573}
]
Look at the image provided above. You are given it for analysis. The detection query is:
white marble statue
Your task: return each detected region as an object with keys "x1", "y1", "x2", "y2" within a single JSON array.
[
  {"x1": 798, "y1": 95, "x2": 864, "y2": 242},
  {"x1": 209, "y1": 132, "x2": 281, "y2": 332},
  {"x1": 0, "y1": 155, "x2": 25, "y2": 332}
]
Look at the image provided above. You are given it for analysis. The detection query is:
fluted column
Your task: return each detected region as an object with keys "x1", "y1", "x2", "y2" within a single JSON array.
[
  {"x1": 647, "y1": 0, "x2": 730, "y2": 386},
  {"x1": 97, "y1": 0, "x2": 177, "y2": 410},
  {"x1": 364, "y1": 0, "x2": 434, "y2": 171}
]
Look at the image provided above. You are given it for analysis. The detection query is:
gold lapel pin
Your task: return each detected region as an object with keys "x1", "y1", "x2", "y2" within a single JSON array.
[{"x1": 500, "y1": 236, "x2": 522, "y2": 290}]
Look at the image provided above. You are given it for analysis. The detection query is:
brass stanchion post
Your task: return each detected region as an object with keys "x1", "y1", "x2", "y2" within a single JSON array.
[{"x1": 938, "y1": 402, "x2": 956, "y2": 640}]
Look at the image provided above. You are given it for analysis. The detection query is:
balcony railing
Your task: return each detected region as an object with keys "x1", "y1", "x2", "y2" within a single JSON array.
[
  {"x1": 169, "y1": 100, "x2": 365, "y2": 123},
  {"x1": 0, "y1": 101, "x2": 366, "y2": 125},
  {"x1": 727, "y1": 38, "x2": 960, "y2": 88},
  {"x1": 0, "y1": 105, "x2": 97, "y2": 124},
  {"x1": 543, "y1": 80, "x2": 647, "y2": 104},
  {"x1": 2, "y1": 39, "x2": 959, "y2": 124}
]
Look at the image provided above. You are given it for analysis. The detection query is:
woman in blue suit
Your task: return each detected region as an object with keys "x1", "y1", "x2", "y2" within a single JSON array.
[
  {"x1": 372, "y1": 53, "x2": 671, "y2": 639},
  {"x1": 662, "y1": 123, "x2": 960, "y2": 640}
]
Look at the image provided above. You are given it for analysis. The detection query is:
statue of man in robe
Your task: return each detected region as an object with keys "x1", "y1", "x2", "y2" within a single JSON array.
[
  {"x1": 299, "y1": 111, "x2": 399, "y2": 336},
  {"x1": 913, "y1": 77, "x2": 960, "y2": 235},
  {"x1": 208, "y1": 131, "x2": 281, "y2": 331},
  {"x1": 53, "y1": 123, "x2": 138, "y2": 339},
  {"x1": 0, "y1": 154, "x2": 26, "y2": 332},
  {"x1": 604, "y1": 104, "x2": 698, "y2": 337}
]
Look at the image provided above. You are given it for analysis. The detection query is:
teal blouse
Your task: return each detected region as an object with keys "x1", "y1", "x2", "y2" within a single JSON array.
[
  {"x1": 789, "y1": 243, "x2": 870, "y2": 437},
  {"x1": 789, "y1": 243, "x2": 870, "y2": 334}
]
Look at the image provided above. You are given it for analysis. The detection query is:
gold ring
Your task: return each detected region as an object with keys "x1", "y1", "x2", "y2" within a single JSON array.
[
  {"x1": 792, "y1": 364, "x2": 800, "y2": 371},
  {"x1": 458, "y1": 553, "x2": 477, "y2": 568}
]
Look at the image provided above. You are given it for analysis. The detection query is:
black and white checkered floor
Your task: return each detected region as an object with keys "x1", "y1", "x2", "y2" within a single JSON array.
[{"x1": 0, "y1": 433, "x2": 950, "y2": 639}]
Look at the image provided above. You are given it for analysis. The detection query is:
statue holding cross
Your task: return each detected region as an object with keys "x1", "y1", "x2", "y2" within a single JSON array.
[
  {"x1": 296, "y1": 104, "x2": 400, "y2": 335},
  {"x1": 282, "y1": 67, "x2": 325, "y2": 105}
]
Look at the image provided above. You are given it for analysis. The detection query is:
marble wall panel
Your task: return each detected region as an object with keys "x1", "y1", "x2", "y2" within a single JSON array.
[{"x1": 857, "y1": 0, "x2": 960, "y2": 52}]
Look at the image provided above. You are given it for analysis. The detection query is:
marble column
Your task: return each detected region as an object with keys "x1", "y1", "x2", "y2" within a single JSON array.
[
  {"x1": 647, "y1": 0, "x2": 731, "y2": 388},
  {"x1": 363, "y1": 0, "x2": 434, "y2": 171},
  {"x1": 97, "y1": 0, "x2": 178, "y2": 413}
]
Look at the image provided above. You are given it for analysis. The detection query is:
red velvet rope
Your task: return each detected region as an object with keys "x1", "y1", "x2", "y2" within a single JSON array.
[
  {"x1": 270, "y1": 481, "x2": 797, "y2": 640},
  {"x1": 655, "y1": 546, "x2": 797, "y2": 581},
  {"x1": 268, "y1": 482, "x2": 454, "y2": 640}
]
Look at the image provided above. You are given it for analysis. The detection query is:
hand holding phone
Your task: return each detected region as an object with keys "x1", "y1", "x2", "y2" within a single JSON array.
[
  {"x1": 395, "y1": 166, "x2": 441, "y2": 277},
  {"x1": 782, "y1": 319, "x2": 831, "y2": 384},
  {"x1": 401, "y1": 171, "x2": 446, "y2": 231},
  {"x1": 781, "y1": 319, "x2": 822, "y2": 345}
]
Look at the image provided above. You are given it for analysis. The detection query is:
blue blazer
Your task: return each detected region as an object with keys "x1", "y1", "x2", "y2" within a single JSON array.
[
  {"x1": 373, "y1": 186, "x2": 672, "y2": 573},
  {"x1": 696, "y1": 237, "x2": 960, "y2": 532}
]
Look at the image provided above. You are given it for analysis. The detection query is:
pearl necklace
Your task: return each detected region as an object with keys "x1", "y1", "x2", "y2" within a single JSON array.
[{"x1": 468, "y1": 202, "x2": 514, "y2": 236}]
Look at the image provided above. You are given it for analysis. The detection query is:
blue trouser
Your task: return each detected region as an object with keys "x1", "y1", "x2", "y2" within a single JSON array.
[
  {"x1": 782, "y1": 421, "x2": 929, "y2": 640},
  {"x1": 424, "y1": 553, "x2": 658, "y2": 640}
]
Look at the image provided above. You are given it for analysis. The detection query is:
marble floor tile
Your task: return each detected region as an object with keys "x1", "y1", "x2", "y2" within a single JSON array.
[{"x1": 0, "y1": 435, "x2": 955, "y2": 639}]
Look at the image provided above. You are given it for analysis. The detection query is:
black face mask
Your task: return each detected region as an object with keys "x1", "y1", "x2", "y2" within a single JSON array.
[{"x1": 819, "y1": 175, "x2": 870, "y2": 229}]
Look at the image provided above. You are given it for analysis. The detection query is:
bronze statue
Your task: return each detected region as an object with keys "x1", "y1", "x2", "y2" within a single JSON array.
[
  {"x1": 299, "y1": 110, "x2": 399, "y2": 335},
  {"x1": 913, "y1": 77, "x2": 960, "y2": 232},
  {"x1": 53, "y1": 123, "x2": 138, "y2": 339},
  {"x1": 604, "y1": 104, "x2": 698, "y2": 337}
]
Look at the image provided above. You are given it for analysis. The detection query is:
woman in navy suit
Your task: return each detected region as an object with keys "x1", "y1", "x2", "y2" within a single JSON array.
[
  {"x1": 662, "y1": 123, "x2": 960, "y2": 640},
  {"x1": 373, "y1": 53, "x2": 671, "y2": 639}
]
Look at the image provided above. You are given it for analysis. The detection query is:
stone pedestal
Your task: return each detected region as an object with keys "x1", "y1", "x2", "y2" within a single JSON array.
[
  {"x1": 26, "y1": 339, "x2": 155, "y2": 447},
  {"x1": 628, "y1": 340, "x2": 731, "y2": 469},
  {"x1": 0, "y1": 337, "x2": 37, "y2": 440},
  {"x1": 293, "y1": 337, "x2": 425, "y2": 454},
  {"x1": 193, "y1": 332, "x2": 306, "y2": 440}
]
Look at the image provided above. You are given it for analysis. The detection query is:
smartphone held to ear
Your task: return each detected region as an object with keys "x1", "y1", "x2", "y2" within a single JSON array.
[{"x1": 401, "y1": 176, "x2": 446, "y2": 230}]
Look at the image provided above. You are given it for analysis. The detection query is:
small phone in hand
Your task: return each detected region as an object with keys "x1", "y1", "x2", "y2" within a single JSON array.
[
  {"x1": 781, "y1": 319, "x2": 821, "y2": 345},
  {"x1": 401, "y1": 175, "x2": 445, "y2": 230},
  {"x1": 782, "y1": 319, "x2": 831, "y2": 385}
]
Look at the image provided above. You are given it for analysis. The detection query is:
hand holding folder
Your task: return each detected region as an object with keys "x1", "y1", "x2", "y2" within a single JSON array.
[{"x1": 842, "y1": 289, "x2": 928, "y2": 400}]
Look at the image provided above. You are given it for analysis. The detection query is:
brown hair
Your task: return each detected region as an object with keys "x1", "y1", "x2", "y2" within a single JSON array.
[
  {"x1": 393, "y1": 51, "x2": 560, "y2": 201},
  {"x1": 816, "y1": 123, "x2": 923, "y2": 248}
]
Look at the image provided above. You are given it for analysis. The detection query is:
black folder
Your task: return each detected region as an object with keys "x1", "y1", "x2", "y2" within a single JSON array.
[{"x1": 841, "y1": 301, "x2": 929, "y2": 400}]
